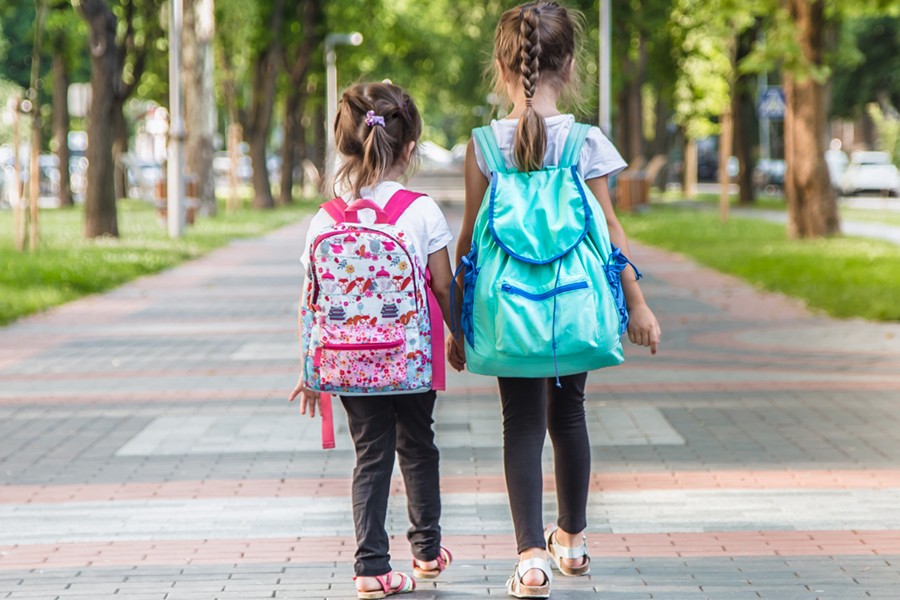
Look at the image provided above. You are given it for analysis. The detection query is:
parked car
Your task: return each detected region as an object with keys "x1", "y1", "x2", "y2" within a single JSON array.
[
  {"x1": 753, "y1": 158, "x2": 785, "y2": 193},
  {"x1": 839, "y1": 151, "x2": 900, "y2": 196}
]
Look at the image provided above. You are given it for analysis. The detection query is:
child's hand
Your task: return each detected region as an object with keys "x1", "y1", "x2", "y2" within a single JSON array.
[
  {"x1": 447, "y1": 333, "x2": 466, "y2": 371},
  {"x1": 626, "y1": 304, "x2": 661, "y2": 355},
  {"x1": 288, "y1": 376, "x2": 321, "y2": 418}
]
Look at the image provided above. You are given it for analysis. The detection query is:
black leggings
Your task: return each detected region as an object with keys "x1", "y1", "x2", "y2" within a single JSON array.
[
  {"x1": 341, "y1": 391, "x2": 442, "y2": 576},
  {"x1": 497, "y1": 373, "x2": 590, "y2": 554}
]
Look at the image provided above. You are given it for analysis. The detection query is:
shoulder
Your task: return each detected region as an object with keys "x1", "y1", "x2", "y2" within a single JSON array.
[
  {"x1": 580, "y1": 125, "x2": 628, "y2": 179},
  {"x1": 399, "y1": 192, "x2": 447, "y2": 224}
]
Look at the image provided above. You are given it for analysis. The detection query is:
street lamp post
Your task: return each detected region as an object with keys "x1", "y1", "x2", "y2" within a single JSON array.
[
  {"x1": 598, "y1": 0, "x2": 611, "y2": 136},
  {"x1": 167, "y1": 0, "x2": 186, "y2": 239},
  {"x1": 325, "y1": 32, "x2": 363, "y2": 185}
]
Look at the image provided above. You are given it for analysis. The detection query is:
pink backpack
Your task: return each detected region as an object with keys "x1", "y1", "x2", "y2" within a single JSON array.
[{"x1": 299, "y1": 190, "x2": 446, "y2": 448}]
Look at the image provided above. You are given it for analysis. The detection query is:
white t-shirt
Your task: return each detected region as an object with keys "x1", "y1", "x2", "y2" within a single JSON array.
[
  {"x1": 300, "y1": 181, "x2": 453, "y2": 271},
  {"x1": 473, "y1": 114, "x2": 627, "y2": 180}
]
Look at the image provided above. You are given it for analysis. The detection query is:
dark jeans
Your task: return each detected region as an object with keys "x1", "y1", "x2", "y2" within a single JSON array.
[
  {"x1": 497, "y1": 373, "x2": 591, "y2": 554},
  {"x1": 341, "y1": 390, "x2": 442, "y2": 576}
]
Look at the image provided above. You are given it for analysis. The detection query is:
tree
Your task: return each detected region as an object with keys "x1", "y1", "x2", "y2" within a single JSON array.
[
  {"x1": 241, "y1": 0, "x2": 284, "y2": 209},
  {"x1": 75, "y1": 0, "x2": 119, "y2": 237},
  {"x1": 46, "y1": 2, "x2": 88, "y2": 209},
  {"x1": 278, "y1": 0, "x2": 323, "y2": 205},
  {"x1": 183, "y1": 0, "x2": 216, "y2": 215},
  {"x1": 782, "y1": 0, "x2": 839, "y2": 237},
  {"x1": 670, "y1": 0, "x2": 755, "y2": 201},
  {"x1": 74, "y1": 0, "x2": 162, "y2": 237}
]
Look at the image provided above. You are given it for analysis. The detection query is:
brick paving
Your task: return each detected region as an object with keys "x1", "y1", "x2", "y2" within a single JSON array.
[{"x1": 1, "y1": 206, "x2": 899, "y2": 599}]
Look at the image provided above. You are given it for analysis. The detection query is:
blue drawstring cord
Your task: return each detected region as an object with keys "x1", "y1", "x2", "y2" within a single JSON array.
[
  {"x1": 450, "y1": 253, "x2": 474, "y2": 339},
  {"x1": 604, "y1": 246, "x2": 642, "y2": 335},
  {"x1": 551, "y1": 259, "x2": 564, "y2": 388}
]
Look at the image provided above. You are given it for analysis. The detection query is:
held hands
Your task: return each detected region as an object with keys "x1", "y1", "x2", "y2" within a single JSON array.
[
  {"x1": 288, "y1": 375, "x2": 321, "y2": 418},
  {"x1": 447, "y1": 333, "x2": 466, "y2": 372},
  {"x1": 627, "y1": 303, "x2": 661, "y2": 355}
]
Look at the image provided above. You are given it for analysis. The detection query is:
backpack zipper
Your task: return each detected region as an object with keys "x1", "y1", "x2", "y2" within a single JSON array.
[
  {"x1": 322, "y1": 340, "x2": 403, "y2": 351},
  {"x1": 314, "y1": 339, "x2": 403, "y2": 367},
  {"x1": 500, "y1": 281, "x2": 588, "y2": 300}
]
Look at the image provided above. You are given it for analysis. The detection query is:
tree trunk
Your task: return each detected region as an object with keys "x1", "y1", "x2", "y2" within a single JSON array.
[
  {"x1": 112, "y1": 98, "x2": 127, "y2": 200},
  {"x1": 784, "y1": 0, "x2": 839, "y2": 238},
  {"x1": 684, "y1": 137, "x2": 698, "y2": 198},
  {"x1": 183, "y1": 0, "x2": 217, "y2": 216},
  {"x1": 241, "y1": 0, "x2": 284, "y2": 210},
  {"x1": 52, "y1": 49, "x2": 73, "y2": 208},
  {"x1": 78, "y1": 0, "x2": 119, "y2": 238},
  {"x1": 733, "y1": 85, "x2": 756, "y2": 205},
  {"x1": 734, "y1": 27, "x2": 757, "y2": 206},
  {"x1": 625, "y1": 39, "x2": 647, "y2": 163},
  {"x1": 279, "y1": 91, "x2": 299, "y2": 205},
  {"x1": 653, "y1": 94, "x2": 668, "y2": 157}
]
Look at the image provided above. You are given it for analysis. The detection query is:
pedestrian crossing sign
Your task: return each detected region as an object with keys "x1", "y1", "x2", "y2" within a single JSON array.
[{"x1": 758, "y1": 87, "x2": 786, "y2": 120}]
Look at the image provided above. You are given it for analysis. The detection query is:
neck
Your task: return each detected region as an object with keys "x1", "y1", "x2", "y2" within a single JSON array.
[
  {"x1": 505, "y1": 84, "x2": 562, "y2": 119},
  {"x1": 383, "y1": 160, "x2": 407, "y2": 182}
]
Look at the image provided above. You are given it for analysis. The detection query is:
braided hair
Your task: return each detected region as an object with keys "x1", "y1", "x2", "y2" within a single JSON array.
[{"x1": 492, "y1": 2, "x2": 580, "y2": 172}]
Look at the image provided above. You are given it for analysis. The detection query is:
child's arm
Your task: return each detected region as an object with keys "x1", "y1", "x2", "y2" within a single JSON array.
[
  {"x1": 445, "y1": 139, "x2": 491, "y2": 370},
  {"x1": 585, "y1": 176, "x2": 661, "y2": 355},
  {"x1": 288, "y1": 308, "x2": 321, "y2": 417},
  {"x1": 455, "y1": 139, "x2": 490, "y2": 281},
  {"x1": 427, "y1": 247, "x2": 455, "y2": 332}
]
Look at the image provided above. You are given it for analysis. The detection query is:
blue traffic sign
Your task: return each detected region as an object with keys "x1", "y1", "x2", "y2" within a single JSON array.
[{"x1": 758, "y1": 87, "x2": 786, "y2": 120}]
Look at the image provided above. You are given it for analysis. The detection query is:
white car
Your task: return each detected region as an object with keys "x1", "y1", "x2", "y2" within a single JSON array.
[{"x1": 839, "y1": 151, "x2": 900, "y2": 196}]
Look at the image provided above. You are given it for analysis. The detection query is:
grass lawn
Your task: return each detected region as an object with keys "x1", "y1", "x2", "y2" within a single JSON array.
[
  {"x1": 0, "y1": 197, "x2": 314, "y2": 325},
  {"x1": 619, "y1": 206, "x2": 900, "y2": 321}
]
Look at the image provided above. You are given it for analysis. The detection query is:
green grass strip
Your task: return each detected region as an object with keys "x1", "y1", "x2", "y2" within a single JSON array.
[
  {"x1": 619, "y1": 206, "x2": 900, "y2": 322},
  {"x1": 0, "y1": 198, "x2": 314, "y2": 325}
]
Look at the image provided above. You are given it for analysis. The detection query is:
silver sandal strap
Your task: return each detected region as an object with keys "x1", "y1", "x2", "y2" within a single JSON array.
[{"x1": 516, "y1": 558, "x2": 553, "y2": 583}]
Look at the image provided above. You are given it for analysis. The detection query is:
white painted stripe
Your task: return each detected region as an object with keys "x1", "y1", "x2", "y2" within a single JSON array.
[{"x1": 3, "y1": 489, "x2": 900, "y2": 545}]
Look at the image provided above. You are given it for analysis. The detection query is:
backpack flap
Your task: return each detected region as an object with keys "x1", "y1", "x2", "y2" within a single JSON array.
[{"x1": 489, "y1": 168, "x2": 591, "y2": 264}]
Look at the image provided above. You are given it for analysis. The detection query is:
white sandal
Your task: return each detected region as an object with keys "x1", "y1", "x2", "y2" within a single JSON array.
[
  {"x1": 506, "y1": 557, "x2": 552, "y2": 599},
  {"x1": 545, "y1": 525, "x2": 591, "y2": 576}
]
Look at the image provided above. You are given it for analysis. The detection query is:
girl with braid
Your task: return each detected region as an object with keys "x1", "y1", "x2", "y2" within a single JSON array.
[{"x1": 448, "y1": 2, "x2": 661, "y2": 598}]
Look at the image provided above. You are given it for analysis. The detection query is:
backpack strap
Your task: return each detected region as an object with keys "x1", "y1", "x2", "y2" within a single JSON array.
[
  {"x1": 321, "y1": 198, "x2": 348, "y2": 223},
  {"x1": 472, "y1": 126, "x2": 508, "y2": 174},
  {"x1": 559, "y1": 122, "x2": 591, "y2": 168},
  {"x1": 383, "y1": 189, "x2": 425, "y2": 225}
]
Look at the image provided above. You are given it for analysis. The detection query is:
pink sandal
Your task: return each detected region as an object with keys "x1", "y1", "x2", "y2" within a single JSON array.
[
  {"x1": 354, "y1": 571, "x2": 415, "y2": 599},
  {"x1": 412, "y1": 545, "x2": 453, "y2": 579}
]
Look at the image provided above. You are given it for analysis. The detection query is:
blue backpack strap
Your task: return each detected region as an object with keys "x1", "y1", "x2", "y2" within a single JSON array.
[
  {"x1": 472, "y1": 126, "x2": 507, "y2": 174},
  {"x1": 559, "y1": 122, "x2": 591, "y2": 168}
]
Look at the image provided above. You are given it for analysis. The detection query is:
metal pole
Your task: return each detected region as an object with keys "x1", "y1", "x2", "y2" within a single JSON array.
[
  {"x1": 167, "y1": 0, "x2": 186, "y2": 238},
  {"x1": 598, "y1": 0, "x2": 611, "y2": 136}
]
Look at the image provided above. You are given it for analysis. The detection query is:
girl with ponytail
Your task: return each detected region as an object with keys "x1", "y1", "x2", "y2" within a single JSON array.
[
  {"x1": 449, "y1": 3, "x2": 661, "y2": 598},
  {"x1": 291, "y1": 82, "x2": 455, "y2": 598}
]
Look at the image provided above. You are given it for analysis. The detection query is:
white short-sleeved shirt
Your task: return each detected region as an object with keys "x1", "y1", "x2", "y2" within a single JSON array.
[
  {"x1": 300, "y1": 181, "x2": 453, "y2": 271},
  {"x1": 473, "y1": 114, "x2": 627, "y2": 180}
]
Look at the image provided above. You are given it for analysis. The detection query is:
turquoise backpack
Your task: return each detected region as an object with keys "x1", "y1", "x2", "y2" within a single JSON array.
[{"x1": 454, "y1": 122, "x2": 640, "y2": 381}]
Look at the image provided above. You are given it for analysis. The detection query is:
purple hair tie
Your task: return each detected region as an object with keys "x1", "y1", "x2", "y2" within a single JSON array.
[{"x1": 365, "y1": 110, "x2": 385, "y2": 127}]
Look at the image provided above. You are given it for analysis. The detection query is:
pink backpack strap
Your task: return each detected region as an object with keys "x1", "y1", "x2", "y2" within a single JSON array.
[
  {"x1": 321, "y1": 198, "x2": 348, "y2": 223},
  {"x1": 320, "y1": 392, "x2": 335, "y2": 449},
  {"x1": 383, "y1": 189, "x2": 425, "y2": 225}
]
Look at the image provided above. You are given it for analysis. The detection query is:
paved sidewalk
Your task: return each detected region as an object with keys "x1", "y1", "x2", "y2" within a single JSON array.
[
  {"x1": 1, "y1": 206, "x2": 900, "y2": 599},
  {"x1": 733, "y1": 207, "x2": 900, "y2": 246}
]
